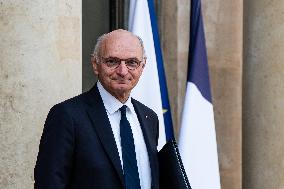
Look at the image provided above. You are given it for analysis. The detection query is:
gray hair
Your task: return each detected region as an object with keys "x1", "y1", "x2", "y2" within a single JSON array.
[{"x1": 91, "y1": 32, "x2": 147, "y2": 61}]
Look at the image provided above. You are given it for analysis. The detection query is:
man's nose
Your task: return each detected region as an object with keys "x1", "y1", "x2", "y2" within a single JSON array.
[{"x1": 116, "y1": 61, "x2": 128, "y2": 76}]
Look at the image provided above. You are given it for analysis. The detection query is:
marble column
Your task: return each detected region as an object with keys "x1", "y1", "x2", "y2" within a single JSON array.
[
  {"x1": 0, "y1": 1, "x2": 82, "y2": 188},
  {"x1": 243, "y1": 0, "x2": 284, "y2": 188}
]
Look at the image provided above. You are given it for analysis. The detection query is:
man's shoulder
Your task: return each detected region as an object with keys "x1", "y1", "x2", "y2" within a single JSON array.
[
  {"x1": 50, "y1": 87, "x2": 95, "y2": 116},
  {"x1": 55, "y1": 91, "x2": 88, "y2": 108}
]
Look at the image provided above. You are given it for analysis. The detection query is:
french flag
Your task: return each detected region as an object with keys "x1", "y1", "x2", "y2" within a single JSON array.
[
  {"x1": 128, "y1": 0, "x2": 174, "y2": 150},
  {"x1": 178, "y1": 0, "x2": 221, "y2": 188}
]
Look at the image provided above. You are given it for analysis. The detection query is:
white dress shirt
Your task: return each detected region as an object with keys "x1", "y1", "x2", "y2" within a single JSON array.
[{"x1": 97, "y1": 81, "x2": 151, "y2": 189}]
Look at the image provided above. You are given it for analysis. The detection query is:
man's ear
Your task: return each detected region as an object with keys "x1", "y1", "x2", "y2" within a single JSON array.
[{"x1": 91, "y1": 57, "x2": 99, "y2": 75}]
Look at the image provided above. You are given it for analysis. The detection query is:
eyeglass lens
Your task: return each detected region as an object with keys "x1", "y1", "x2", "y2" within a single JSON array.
[{"x1": 103, "y1": 57, "x2": 141, "y2": 70}]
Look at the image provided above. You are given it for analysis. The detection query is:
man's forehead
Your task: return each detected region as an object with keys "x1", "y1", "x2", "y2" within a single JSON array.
[
  {"x1": 101, "y1": 30, "x2": 142, "y2": 56},
  {"x1": 104, "y1": 30, "x2": 140, "y2": 46}
]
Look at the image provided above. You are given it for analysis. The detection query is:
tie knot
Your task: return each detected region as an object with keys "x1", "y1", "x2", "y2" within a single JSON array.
[{"x1": 119, "y1": 105, "x2": 127, "y2": 116}]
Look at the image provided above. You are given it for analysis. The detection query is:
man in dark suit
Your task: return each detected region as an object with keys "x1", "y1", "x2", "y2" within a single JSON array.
[{"x1": 34, "y1": 29, "x2": 159, "y2": 189}]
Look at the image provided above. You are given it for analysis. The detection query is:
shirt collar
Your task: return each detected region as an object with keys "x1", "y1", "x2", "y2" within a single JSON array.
[{"x1": 97, "y1": 81, "x2": 135, "y2": 114}]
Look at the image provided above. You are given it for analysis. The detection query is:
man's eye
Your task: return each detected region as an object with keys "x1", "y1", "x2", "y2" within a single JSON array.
[
  {"x1": 106, "y1": 59, "x2": 118, "y2": 65},
  {"x1": 126, "y1": 60, "x2": 139, "y2": 66}
]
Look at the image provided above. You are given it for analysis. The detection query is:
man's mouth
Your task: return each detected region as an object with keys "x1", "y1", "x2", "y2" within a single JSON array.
[
  {"x1": 112, "y1": 78, "x2": 131, "y2": 83},
  {"x1": 116, "y1": 80, "x2": 129, "y2": 84}
]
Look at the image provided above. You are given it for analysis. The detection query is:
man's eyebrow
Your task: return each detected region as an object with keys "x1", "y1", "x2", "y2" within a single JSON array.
[
  {"x1": 104, "y1": 56, "x2": 118, "y2": 59},
  {"x1": 105, "y1": 56, "x2": 140, "y2": 60}
]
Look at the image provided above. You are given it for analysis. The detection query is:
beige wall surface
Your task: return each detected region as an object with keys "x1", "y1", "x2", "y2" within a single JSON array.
[
  {"x1": 159, "y1": 0, "x2": 243, "y2": 188},
  {"x1": 0, "y1": 0, "x2": 82, "y2": 188},
  {"x1": 243, "y1": 0, "x2": 284, "y2": 188}
]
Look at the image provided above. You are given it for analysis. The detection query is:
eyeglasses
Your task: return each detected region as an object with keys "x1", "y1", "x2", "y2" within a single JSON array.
[{"x1": 100, "y1": 57, "x2": 143, "y2": 70}]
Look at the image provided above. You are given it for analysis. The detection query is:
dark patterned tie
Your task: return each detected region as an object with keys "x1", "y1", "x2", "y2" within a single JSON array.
[{"x1": 119, "y1": 105, "x2": 141, "y2": 189}]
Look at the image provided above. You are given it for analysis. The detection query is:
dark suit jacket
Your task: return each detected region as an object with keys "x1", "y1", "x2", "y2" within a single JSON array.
[{"x1": 34, "y1": 84, "x2": 159, "y2": 189}]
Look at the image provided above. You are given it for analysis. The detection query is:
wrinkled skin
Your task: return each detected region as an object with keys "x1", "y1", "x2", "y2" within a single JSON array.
[{"x1": 92, "y1": 29, "x2": 146, "y2": 103}]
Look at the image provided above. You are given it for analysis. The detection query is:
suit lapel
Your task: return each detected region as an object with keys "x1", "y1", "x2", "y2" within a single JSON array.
[
  {"x1": 85, "y1": 85, "x2": 124, "y2": 186},
  {"x1": 132, "y1": 99, "x2": 159, "y2": 189}
]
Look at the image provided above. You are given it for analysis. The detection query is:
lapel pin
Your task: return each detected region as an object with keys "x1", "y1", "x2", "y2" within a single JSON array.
[{"x1": 145, "y1": 115, "x2": 148, "y2": 119}]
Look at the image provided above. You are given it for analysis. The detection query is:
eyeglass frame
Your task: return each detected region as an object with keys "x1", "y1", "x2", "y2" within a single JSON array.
[{"x1": 92, "y1": 55, "x2": 145, "y2": 70}]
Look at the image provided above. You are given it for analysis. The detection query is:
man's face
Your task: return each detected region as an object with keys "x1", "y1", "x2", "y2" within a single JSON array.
[{"x1": 92, "y1": 31, "x2": 145, "y2": 99}]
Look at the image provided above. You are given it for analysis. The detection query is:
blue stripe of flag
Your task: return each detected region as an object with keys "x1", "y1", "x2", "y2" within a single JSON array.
[
  {"x1": 147, "y1": 0, "x2": 174, "y2": 141},
  {"x1": 188, "y1": 0, "x2": 212, "y2": 103}
]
